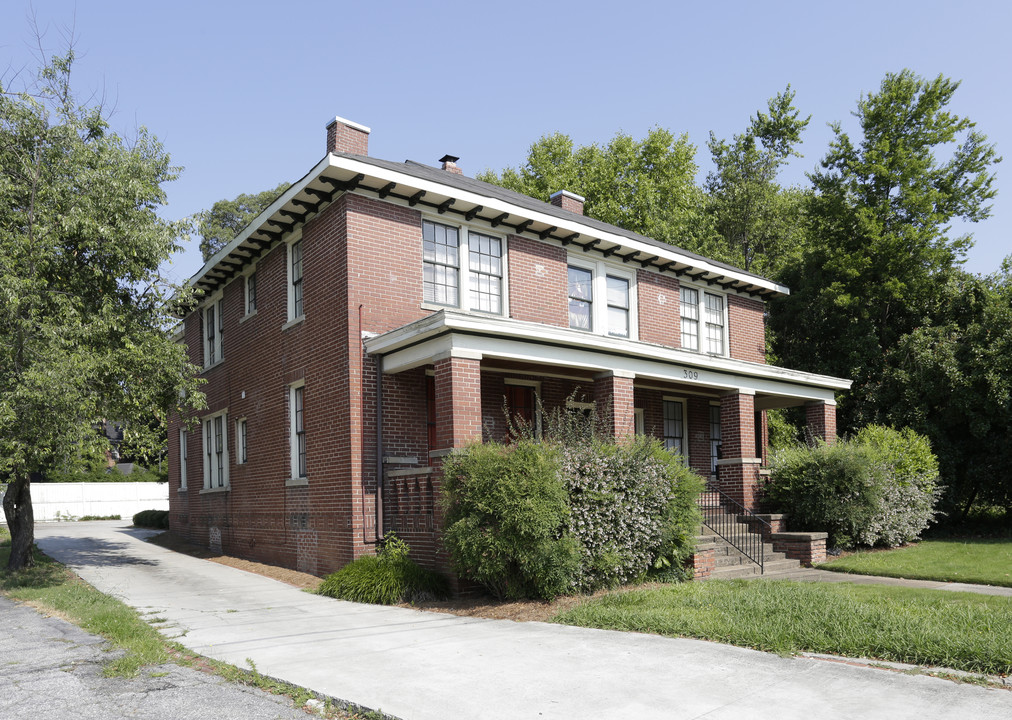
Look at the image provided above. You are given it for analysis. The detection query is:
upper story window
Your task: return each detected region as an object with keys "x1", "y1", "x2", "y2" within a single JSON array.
[
  {"x1": 245, "y1": 271, "x2": 257, "y2": 315},
  {"x1": 423, "y1": 221, "x2": 460, "y2": 306},
  {"x1": 236, "y1": 418, "x2": 248, "y2": 464},
  {"x1": 568, "y1": 258, "x2": 636, "y2": 339},
  {"x1": 290, "y1": 240, "x2": 304, "y2": 320},
  {"x1": 422, "y1": 220, "x2": 505, "y2": 315},
  {"x1": 203, "y1": 296, "x2": 224, "y2": 367},
  {"x1": 680, "y1": 286, "x2": 726, "y2": 355}
]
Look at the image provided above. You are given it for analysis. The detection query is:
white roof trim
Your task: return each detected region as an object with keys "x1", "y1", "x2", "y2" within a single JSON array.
[{"x1": 364, "y1": 310, "x2": 852, "y2": 393}]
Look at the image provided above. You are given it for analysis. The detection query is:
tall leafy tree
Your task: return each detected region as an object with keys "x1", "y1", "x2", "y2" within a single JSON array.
[
  {"x1": 706, "y1": 86, "x2": 811, "y2": 277},
  {"x1": 878, "y1": 262, "x2": 1012, "y2": 516},
  {"x1": 0, "y1": 50, "x2": 204, "y2": 569},
  {"x1": 198, "y1": 182, "x2": 290, "y2": 261},
  {"x1": 478, "y1": 128, "x2": 713, "y2": 254},
  {"x1": 771, "y1": 70, "x2": 1000, "y2": 429}
]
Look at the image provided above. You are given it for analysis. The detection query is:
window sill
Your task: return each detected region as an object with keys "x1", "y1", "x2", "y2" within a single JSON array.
[
  {"x1": 239, "y1": 310, "x2": 258, "y2": 324},
  {"x1": 201, "y1": 359, "x2": 225, "y2": 374},
  {"x1": 422, "y1": 302, "x2": 506, "y2": 318},
  {"x1": 282, "y1": 315, "x2": 305, "y2": 332},
  {"x1": 177, "y1": 488, "x2": 188, "y2": 494},
  {"x1": 199, "y1": 486, "x2": 230, "y2": 495},
  {"x1": 285, "y1": 476, "x2": 309, "y2": 488}
]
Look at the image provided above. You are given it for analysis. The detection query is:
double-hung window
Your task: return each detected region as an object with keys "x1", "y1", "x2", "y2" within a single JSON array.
[
  {"x1": 468, "y1": 231, "x2": 503, "y2": 314},
  {"x1": 568, "y1": 266, "x2": 593, "y2": 330},
  {"x1": 202, "y1": 412, "x2": 228, "y2": 490},
  {"x1": 290, "y1": 383, "x2": 306, "y2": 481},
  {"x1": 236, "y1": 419, "x2": 248, "y2": 464},
  {"x1": 681, "y1": 287, "x2": 726, "y2": 355},
  {"x1": 423, "y1": 220, "x2": 505, "y2": 314},
  {"x1": 245, "y1": 271, "x2": 257, "y2": 315},
  {"x1": 663, "y1": 399, "x2": 685, "y2": 457},
  {"x1": 423, "y1": 221, "x2": 460, "y2": 306},
  {"x1": 203, "y1": 296, "x2": 224, "y2": 367},
  {"x1": 290, "y1": 240, "x2": 304, "y2": 319},
  {"x1": 568, "y1": 259, "x2": 635, "y2": 339},
  {"x1": 178, "y1": 428, "x2": 188, "y2": 491}
]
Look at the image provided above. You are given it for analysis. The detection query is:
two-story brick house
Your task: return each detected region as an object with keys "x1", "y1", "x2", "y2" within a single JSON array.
[{"x1": 168, "y1": 116, "x2": 850, "y2": 577}]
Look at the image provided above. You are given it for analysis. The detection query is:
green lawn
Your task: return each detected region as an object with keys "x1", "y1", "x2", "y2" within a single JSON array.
[
  {"x1": 819, "y1": 539, "x2": 1012, "y2": 587},
  {"x1": 554, "y1": 580, "x2": 1012, "y2": 676}
]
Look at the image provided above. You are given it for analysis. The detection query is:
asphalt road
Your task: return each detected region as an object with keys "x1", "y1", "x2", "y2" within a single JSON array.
[{"x1": 0, "y1": 593, "x2": 321, "y2": 720}]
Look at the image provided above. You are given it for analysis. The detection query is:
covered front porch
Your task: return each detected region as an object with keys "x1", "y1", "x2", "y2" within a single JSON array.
[{"x1": 366, "y1": 311, "x2": 851, "y2": 519}]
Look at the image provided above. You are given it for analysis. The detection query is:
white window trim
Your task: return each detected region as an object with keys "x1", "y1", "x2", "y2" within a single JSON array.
[
  {"x1": 420, "y1": 216, "x2": 509, "y2": 317},
  {"x1": 709, "y1": 400, "x2": 722, "y2": 477},
  {"x1": 201, "y1": 410, "x2": 229, "y2": 492},
  {"x1": 287, "y1": 381, "x2": 307, "y2": 486},
  {"x1": 285, "y1": 230, "x2": 305, "y2": 326},
  {"x1": 202, "y1": 292, "x2": 225, "y2": 369},
  {"x1": 680, "y1": 282, "x2": 728, "y2": 357},
  {"x1": 235, "y1": 417, "x2": 248, "y2": 465},
  {"x1": 567, "y1": 255, "x2": 637, "y2": 340},
  {"x1": 662, "y1": 395, "x2": 689, "y2": 467},
  {"x1": 178, "y1": 428, "x2": 188, "y2": 491}
]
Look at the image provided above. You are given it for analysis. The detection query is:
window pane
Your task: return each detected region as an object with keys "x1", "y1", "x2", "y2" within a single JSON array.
[
  {"x1": 468, "y1": 231, "x2": 503, "y2": 314},
  {"x1": 423, "y1": 221, "x2": 460, "y2": 306},
  {"x1": 607, "y1": 306, "x2": 628, "y2": 337},
  {"x1": 569, "y1": 299, "x2": 591, "y2": 330},
  {"x1": 568, "y1": 266, "x2": 593, "y2": 301},
  {"x1": 606, "y1": 276, "x2": 628, "y2": 308}
]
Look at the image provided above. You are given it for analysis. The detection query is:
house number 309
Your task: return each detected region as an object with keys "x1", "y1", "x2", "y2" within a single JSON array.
[{"x1": 683, "y1": 369, "x2": 699, "y2": 380}]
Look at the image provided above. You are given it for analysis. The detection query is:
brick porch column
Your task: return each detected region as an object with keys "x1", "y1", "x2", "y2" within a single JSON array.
[
  {"x1": 717, "y1": 391, "x2": 762, "y2": 510},
  {"x1": 593, "y1": 370, "x2": 635, "y2": 440},
  {"x1": 433, "y1": 353, "x2": 483, "y2": 450},
  {"x1": 805, "y1": 400, "x2": 837, "y2": 445}
]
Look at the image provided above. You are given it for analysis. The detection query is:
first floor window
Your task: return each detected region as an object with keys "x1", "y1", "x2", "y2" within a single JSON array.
[
  {"x1": 179, "y1": 428, "x2": 188, "y2": 490},
  {"x1": 423, "y1": 220, "x2": 459, "y2": 306},
  {"x1": 203, "y1": 413, "x2": 228, "y2": 489},
  {"x1": 568, "y1": 265, "x2": 593, "y2": 330},
  {"x1": 709, "y1": 404, "x2": 722, "y2": 475},
  {"x1": 291, "y1": 384, "x2": 306, "y2": 479},
  {"x1": 663, "y1": 400, "x2": 685, "y2": 456},
  {"x1": 236, "y1": 419, "x2": 248, "y2": 464}
]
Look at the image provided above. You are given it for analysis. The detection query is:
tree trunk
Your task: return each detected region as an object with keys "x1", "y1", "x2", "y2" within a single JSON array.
[{"x1": 3, "y1": 473, "x2": 35, "y2": 570}]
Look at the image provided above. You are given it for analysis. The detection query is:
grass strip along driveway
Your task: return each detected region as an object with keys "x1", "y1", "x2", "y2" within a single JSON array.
[
  {"x1": 819, "y1": 539, "x2": 1012, "y2": 588},
  {"x1": 554, "y1": 579, "x2": 1012, "y2": 677}
]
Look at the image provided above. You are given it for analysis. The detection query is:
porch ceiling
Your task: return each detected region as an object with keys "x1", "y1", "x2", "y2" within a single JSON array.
[{"x1": 366, "y1": 311, "x2": 851, "y2": 407}]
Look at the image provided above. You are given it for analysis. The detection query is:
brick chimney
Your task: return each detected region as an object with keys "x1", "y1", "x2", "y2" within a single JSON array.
[
  {"x1": 326, "y1": 116, "x2": 371, "y2": 155},
  {"x1": 550, "y1": 190, "x2": 585, "y2": 215},
  {"x1": 440, "y1": 154, "x2": 463, "y2": 175}
]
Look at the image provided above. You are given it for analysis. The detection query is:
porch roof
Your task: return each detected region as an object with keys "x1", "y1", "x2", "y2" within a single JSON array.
[{"x1": 364, "y1": 311, "x2": 852, "y2": 409}]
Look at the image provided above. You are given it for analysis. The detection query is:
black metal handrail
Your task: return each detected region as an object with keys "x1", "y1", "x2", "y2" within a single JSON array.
[{"x1": 699, "y1": 487, "x2": 771, "y2": 574}]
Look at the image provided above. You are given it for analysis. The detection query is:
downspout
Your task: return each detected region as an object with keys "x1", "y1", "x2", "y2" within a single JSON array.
[{"x1": 374, "y1": 353, "x2": 384, "y2": 542}]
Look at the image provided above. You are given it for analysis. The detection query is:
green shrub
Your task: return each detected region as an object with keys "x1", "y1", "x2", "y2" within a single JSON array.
[
  {"x1": 132, "y1": 509, "x2": 169, "y2": 529},
  {"x1": 562, "y1": 436, "x2": 702, "y2": 591},
  {"x1": 765, "y1": 425, "x2": 941, "y2": 548},
  {"x1": 317, "y1": 534, "x2": 449, "y2": 605},
  {"x1": 441, "y1": 440, "x2": 580, "y2": 600}
]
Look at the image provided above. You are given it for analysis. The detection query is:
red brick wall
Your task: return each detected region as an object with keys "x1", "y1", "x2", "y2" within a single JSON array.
[
  {"x1": 326, "y1": 120, "x2": 369, "y2": 155},
  {"x1": 805, "y1": 401, "x2": 837, "y2": 444},
  {"x1": 508, "y1": 235, "x2": 568, "y2": 327},
  {"x1": 637, "y1": 270, "x2": 680, "y2": 347},
  {"x1": 727, "y1": 294, "x2": 766, "y2": 363},
  {"x1": 687, "y1": 397, "x2": 715, "y2": 479},
  {"x1": 594, "y1": 373, "x2": 635, "y2": 439}
]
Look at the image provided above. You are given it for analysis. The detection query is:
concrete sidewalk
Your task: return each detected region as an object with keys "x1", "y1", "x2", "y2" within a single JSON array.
[{"x1": 34, "y1": 521, "x2": 1012, "y2": 720}]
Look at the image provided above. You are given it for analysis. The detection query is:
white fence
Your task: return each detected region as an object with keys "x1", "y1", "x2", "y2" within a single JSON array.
[{"x1": 0, "y1": 482, "x2": 168, "y2": 522}]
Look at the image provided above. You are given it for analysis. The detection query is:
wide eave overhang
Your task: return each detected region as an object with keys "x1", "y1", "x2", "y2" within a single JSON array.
[
  {"x1": 365, "y1": 311, "x2": 852, "y2": 409},
  {"x1": 183, "y1": 154, "x2": 791, "y2": 306}
]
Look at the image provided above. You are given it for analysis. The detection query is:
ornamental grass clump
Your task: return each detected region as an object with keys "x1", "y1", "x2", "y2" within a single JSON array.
[
  {"x1": 317, "y1": 533, "x2": 449, "y2": 605},
  {"x1": 766, "y1": 425, "x2": 941, "y2": 548}
]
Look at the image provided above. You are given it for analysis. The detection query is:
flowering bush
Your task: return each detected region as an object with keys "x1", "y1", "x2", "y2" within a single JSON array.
[
  {"x1": 442, "y1": 431, "x2": 703, "y2": 599},
  {"x1": 765, "y1": 425, "x2": 941, "y2": 548},
  {"x1": 562, "y1": 437, "x2": 702, "y2": 591}
]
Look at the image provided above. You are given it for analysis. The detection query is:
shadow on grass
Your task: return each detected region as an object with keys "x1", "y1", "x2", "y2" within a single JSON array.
[{"x1": 1, "y1": 545, "x2": 69, "y2": 591}]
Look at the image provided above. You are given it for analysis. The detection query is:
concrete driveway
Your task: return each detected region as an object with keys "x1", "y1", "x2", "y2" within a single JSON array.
[{"x1": 33, "y1": 521, "x2": 1012, "y2": 720}]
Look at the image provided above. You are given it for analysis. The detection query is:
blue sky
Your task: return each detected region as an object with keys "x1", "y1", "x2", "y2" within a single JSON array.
[{"x1": 3, "y1": 0, "x2": 1009, "y2": 284}]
